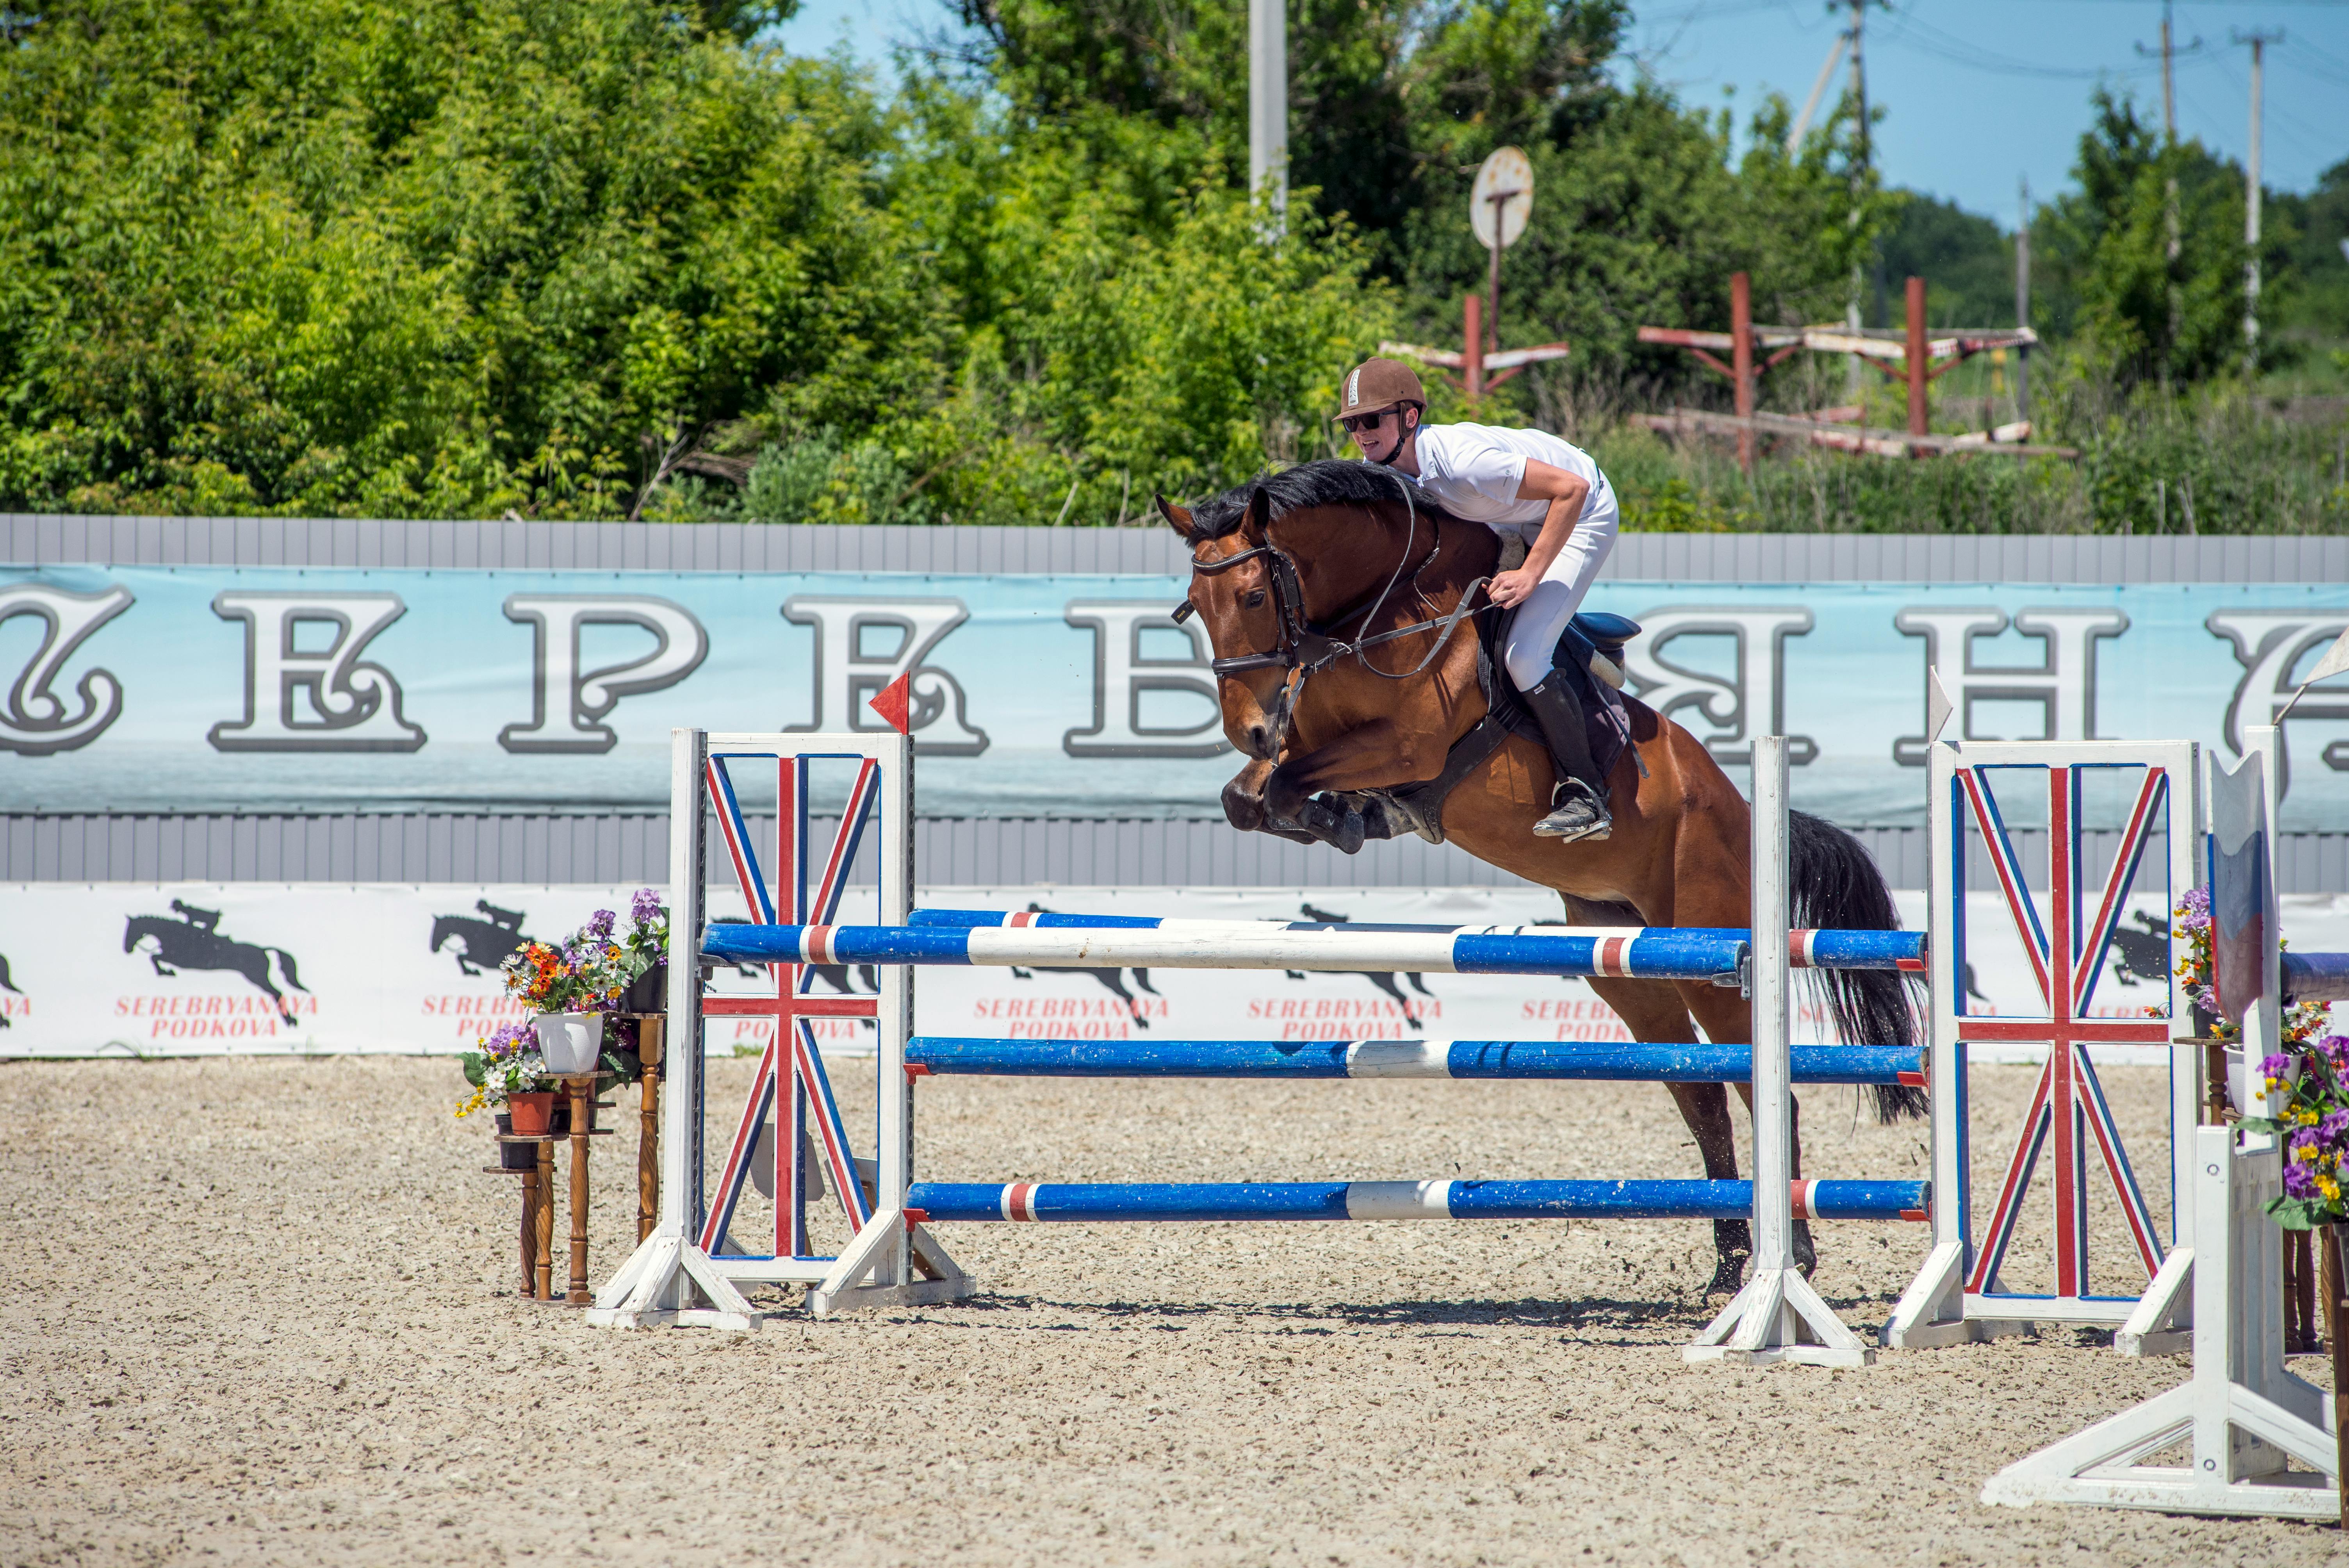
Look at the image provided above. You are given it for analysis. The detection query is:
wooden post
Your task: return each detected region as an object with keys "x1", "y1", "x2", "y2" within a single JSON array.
[
  {"x1": 2287, "y1": 1229, "x2": 2319, "y2": 1353},
  {"x1": 519, "y1": 1160, "x2": 540, "y2": 1296},
  {"x1": 533, "y1": 1139, "x2": 554, "y2": 1300},
  {"x1": 1731, "y1": 271, "x2": 1755, "y2": 475},
  {"x1": 637, "y1": 1016, "x2": 663, "y2": 1245},
  {"x1": 566, "y1": 1074, "x2": 593, "y2": 1304},
  {"x1": 1905, "y1": 275, "x2": 1928, "y2": 440},
  {"x1": 2324, "y1": 1225, "x2": 2349, "y2": 1531},
  {"x1": 1463, "y1": 292, "x2": 1484, "y2": 405}
]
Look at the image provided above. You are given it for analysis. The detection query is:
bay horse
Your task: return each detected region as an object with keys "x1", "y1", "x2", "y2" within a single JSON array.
[{"x1": 1160, "y1": 460, "x2": 1921, "y2": 1294}]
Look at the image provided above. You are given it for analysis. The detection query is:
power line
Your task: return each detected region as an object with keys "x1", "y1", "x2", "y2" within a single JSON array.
[{"x1": 1877, "y1": 6, "x2": 2185, "y2": 78}]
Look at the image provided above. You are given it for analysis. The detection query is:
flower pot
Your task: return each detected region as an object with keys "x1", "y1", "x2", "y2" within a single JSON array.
[
  {"x1": 533, "y1": 1012, "x2": 605, "y2": 1074},
  {"x1": 549, "y1": 1101, "x2": 572, "y2": 1138},
  {"x1": 493, "y1": 1112, "x2": 538, "y2": 1169},
  {"x1": 620, "y1": 965, "x2": 667, "y2": 1016},
  {"x1": 507, "y1": 1091, "x2": 558, "y2": 1137}
]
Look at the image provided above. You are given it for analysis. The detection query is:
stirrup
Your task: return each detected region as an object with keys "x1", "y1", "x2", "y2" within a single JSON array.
[{"x1": 1533, "y1": 778, "x2": 1612, "y2": 842}]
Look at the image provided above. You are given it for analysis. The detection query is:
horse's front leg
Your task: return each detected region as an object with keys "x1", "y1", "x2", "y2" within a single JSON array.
[{"x1": 1260, "y1": 718, "x2": 1435, "y2": 826}]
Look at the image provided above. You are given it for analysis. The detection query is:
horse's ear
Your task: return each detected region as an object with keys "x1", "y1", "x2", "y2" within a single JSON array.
[
  {"x1": 1155, "y1": 494, "x2": 1192, "y2": 539},
  {"x1": 1241, "y1": 485, "x2": 1272, "y2": 542}
]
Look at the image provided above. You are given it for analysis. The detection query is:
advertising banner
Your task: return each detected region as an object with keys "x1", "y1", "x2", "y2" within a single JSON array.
[
  {"x1": 5, "y1": 881, "x2": 2343, "y2": 1064},
  {"x1": 4, "y1": 565, "x2": 2348, "y2": 826}
]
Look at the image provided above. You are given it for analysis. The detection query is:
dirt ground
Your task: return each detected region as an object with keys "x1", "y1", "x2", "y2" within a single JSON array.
[{"x1": 2, "y1": 1053, "x2": 2340, "y2": 1567}]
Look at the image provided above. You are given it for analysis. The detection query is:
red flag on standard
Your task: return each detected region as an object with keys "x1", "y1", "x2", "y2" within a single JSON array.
[{"x1": 868, "y1": 673, "x2": 913, "y2": 735}]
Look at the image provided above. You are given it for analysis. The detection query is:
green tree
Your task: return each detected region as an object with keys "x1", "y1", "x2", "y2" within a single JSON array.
[
  {"x1": 0, "y1": 0, "x2": 950, "y2": 517},
  {"x1": 2035, "y1": 89, "x2": 2276, "y2": 385}
]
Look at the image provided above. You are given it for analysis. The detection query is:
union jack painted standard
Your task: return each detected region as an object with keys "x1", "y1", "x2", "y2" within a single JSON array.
[{"x1": 1885, "y1": 739, "x2": 2203, "y2": 1353}]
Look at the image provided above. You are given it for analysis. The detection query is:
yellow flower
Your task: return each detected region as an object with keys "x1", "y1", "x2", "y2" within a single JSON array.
[{"x1": 2319, "y1": 1174, "x2": 2341, "y2": 1202}]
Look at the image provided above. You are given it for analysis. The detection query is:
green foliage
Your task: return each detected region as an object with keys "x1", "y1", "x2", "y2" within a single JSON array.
[
  {"x1": 0, "y1": 0, "x2": 949, "y2": 518},
  {"x1": 1877, "y1": 192, "x2": 2017, "y2": 330},
  {"x1": 2031, "y1": 89, "x2": 2281, "y2": 387},
  {"x1": 0, "y1": 0, "x2": 2336, "y2": 526},
  {"x1": 1593, "y1": 361, "x2": 2347, "y2": 536},
  {"x1": 2269, "y1": 157, "x2": 2349, "y2": 347}
]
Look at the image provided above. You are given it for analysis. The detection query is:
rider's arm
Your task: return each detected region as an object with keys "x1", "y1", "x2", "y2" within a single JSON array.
[{"x1": 1515, "y1": 459, "x2": 1592, "y2": 580}]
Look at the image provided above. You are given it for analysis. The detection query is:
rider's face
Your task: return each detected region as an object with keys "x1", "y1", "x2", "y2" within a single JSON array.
[{"x1": 1344, "y1": 407, "x2": 1410, "y2": 463}]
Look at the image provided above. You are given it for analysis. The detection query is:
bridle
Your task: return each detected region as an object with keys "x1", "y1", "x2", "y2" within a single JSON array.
[{"x1": 1175, "y1": 473, "x2": 1490, "y2": 756}]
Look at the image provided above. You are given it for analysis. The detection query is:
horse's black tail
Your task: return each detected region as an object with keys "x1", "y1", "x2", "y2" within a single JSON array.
[
  {"x1": 1788, "y1": 809, "x2": 1928, "y2": 1124},
  {"x1": 269, "y1": 949, "x2": 308, "y2": 994}
]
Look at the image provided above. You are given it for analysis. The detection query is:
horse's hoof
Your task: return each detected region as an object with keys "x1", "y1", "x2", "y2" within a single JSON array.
[
  {"x1": 1221, "y1": 778, "x2": 1267, "y2": 833},
  {"x1": 1299, "y1": 796, "x2": 1365, "y2": 855},
  {"x1": 1793, "y1": 1218, "x2": 1818, "y2": 1279},
  {"x1": 1704, "y1": 1255, "x2": 1749, "y2": 1298}
]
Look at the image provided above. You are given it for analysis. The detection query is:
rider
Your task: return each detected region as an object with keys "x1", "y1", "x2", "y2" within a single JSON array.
[{"x1": 1335, "y1": 356, "x2": 1620, "y2": 843}]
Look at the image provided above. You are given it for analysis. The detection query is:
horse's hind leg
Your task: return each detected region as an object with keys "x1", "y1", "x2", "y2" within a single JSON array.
[
  {"x1": 1583, "y1": 973, "x2": 1750, "y2": 1297},
  {"x1": 1679, "y1": 980, "x2": 1816, "y2": 1278}
]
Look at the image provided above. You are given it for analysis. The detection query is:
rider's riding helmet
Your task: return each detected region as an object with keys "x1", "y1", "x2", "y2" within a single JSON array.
[{"x1": 1334, "y1": 357, "x2": 1425, "y2": 428}]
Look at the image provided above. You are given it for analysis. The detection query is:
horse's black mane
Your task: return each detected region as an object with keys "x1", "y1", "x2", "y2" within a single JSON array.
[{"x1": 1184, "y1": 460, "x2": 1428, "y2": 542}]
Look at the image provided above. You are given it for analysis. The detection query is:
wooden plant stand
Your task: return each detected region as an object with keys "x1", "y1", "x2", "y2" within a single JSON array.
[{"x1": 488, "y1": 1105, "x2": 614, "y2": 1303}]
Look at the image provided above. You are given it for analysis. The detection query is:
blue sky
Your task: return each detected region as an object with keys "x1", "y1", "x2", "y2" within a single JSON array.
[{"x1": 770, "y1": 0, "x2": 2349, "y2": 224}]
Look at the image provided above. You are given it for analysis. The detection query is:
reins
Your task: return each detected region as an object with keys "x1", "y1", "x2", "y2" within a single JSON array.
[{"x1": 1177, "y1": 473, "x2": 1490, "y2": 755}]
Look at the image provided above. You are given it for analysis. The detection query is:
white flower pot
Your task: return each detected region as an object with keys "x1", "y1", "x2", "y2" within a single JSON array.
[{"x1": 533, "y1": 1012, "x2": 605, "y2": 1074}]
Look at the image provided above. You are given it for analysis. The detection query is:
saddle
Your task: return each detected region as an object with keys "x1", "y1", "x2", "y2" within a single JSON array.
[{"x1": 1333, "y1": 609, "x2": 1640, "y2": 848}]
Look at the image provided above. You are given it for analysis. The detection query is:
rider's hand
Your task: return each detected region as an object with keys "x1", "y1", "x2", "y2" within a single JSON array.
[{"x1": 1489, "y1": 567, "x2": 1536, "y2": 608}]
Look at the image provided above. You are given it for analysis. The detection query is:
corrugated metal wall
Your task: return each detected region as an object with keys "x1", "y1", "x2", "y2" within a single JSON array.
[
  {"x1": 9, "y1": 515, "x2": 2344, "y2": 890},
  {"x1": 11, "y1": 511, "x2": 2349, "y2": 581}
]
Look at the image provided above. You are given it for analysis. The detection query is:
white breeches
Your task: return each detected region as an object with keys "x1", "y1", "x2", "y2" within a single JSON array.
[{"x1": 1500, "y1": 504, "x2": 1619, "y2": 691}]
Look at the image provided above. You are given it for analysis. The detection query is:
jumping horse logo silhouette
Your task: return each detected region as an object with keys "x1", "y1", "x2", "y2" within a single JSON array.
[{"x1": 122, "y1": 901, "x2": 308, "y2": 1026}]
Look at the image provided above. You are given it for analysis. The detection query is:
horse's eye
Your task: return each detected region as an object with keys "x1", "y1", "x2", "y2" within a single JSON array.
[{"x1": 1243, "y1": 589, "x2": 1267, "y2": 608}]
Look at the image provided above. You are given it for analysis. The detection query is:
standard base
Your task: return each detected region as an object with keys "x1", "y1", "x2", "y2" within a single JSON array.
[
  {"x1": 585, "y1": 1232, "x2": 764, "y2": 1332},
  {"x1": 806, "y1": 1209, "x2": 977, "y2": 1319},
  {"x1": 1686, "y1": 1265, "x2": 1873, "y2": 1368},
  {"x1": 1983, "y1": 1382, "x2": 2340, "y2": 1521},
  {"x1": 1881, "y1": 1239, "x2": 2181, "y2": 1354}
]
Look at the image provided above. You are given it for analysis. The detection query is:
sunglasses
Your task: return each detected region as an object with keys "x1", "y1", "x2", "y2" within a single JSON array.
[{"x1": 1339, "y1": 412, "x2": 1391, "y2": 433}]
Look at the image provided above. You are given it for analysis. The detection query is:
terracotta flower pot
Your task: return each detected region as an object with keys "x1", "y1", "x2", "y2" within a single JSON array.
[
  {"x1": 507, "y1": 1091, "x2": 558, "y2": 1137},
  {"x1": 533, "y1": 1012, "x2": 605, "y2": 1074}
]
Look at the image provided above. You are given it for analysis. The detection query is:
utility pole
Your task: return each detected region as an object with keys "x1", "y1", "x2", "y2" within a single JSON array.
[
  {"x1": 2136, "y1": 1, "x2": 2201, "y2": 379},
  {"x1": 1248, "y1": 0, "x2": 1287, "y2": 232},
  {"x1": 2016, "y1": 176, "x2": 2032, "y2": 424},
  {"x1": 2238, "y1": 29, "x2": 2283, "y2": 372},
  {"x1": 1845, "y1": 0, "x2": 1869, "y2": 398}
]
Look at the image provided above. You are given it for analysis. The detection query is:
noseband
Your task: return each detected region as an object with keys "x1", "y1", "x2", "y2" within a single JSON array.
[{"x1": 1178, "y1": 478, "x2": 1490, "y2": 757}]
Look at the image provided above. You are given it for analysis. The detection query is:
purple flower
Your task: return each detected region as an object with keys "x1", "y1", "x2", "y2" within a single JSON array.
[
  {"x1": 2261, "y1": 1053, "x2": 2295, "y2": 1081},
  {"x1": 585, "y1": 909, "x2": 616, "y2": 941},
  {"x1": 483, "y1": 1020, "x2": 535, "y2": 1058},
  {"x1": 2320, "y1": 1108, "x2": 2349, "y2": 1146},
  {"x1": 2289, "y1": 1127, "x2": 2320, "y2": 1157},
  {"x1": 2285, "y1": 1162, "x2": 2319, "y2": 1199},
  {"x1": 631, "y1": 888, "x2": 663, "y2": 926}
]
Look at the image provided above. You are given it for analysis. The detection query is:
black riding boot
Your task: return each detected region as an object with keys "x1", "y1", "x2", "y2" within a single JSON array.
[{"x1": 1520, "y1": 673, "x2": 1614, "y2": 842}]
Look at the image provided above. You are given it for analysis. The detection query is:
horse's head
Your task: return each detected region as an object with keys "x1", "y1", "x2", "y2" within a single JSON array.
[
  {"x1": 430, "y1": 916, "x2": 460, "y2": 953},
  {"x1": 1161, "y1": 486, "x2": 1287, "y2": 763},
  {"x1": 1166, "y1": 462, "x2": 1437, "y2": 759}
]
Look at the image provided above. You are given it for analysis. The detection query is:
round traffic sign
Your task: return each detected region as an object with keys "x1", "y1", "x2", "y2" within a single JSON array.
[{"x1": 1470, "y1": 147, "x2": 1534, "y2": 250}]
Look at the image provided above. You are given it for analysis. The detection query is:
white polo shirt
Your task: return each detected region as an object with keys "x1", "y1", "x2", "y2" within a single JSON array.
[{"x1": 1408, "y1": 422, "x2": 1617, "y2": 545}]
